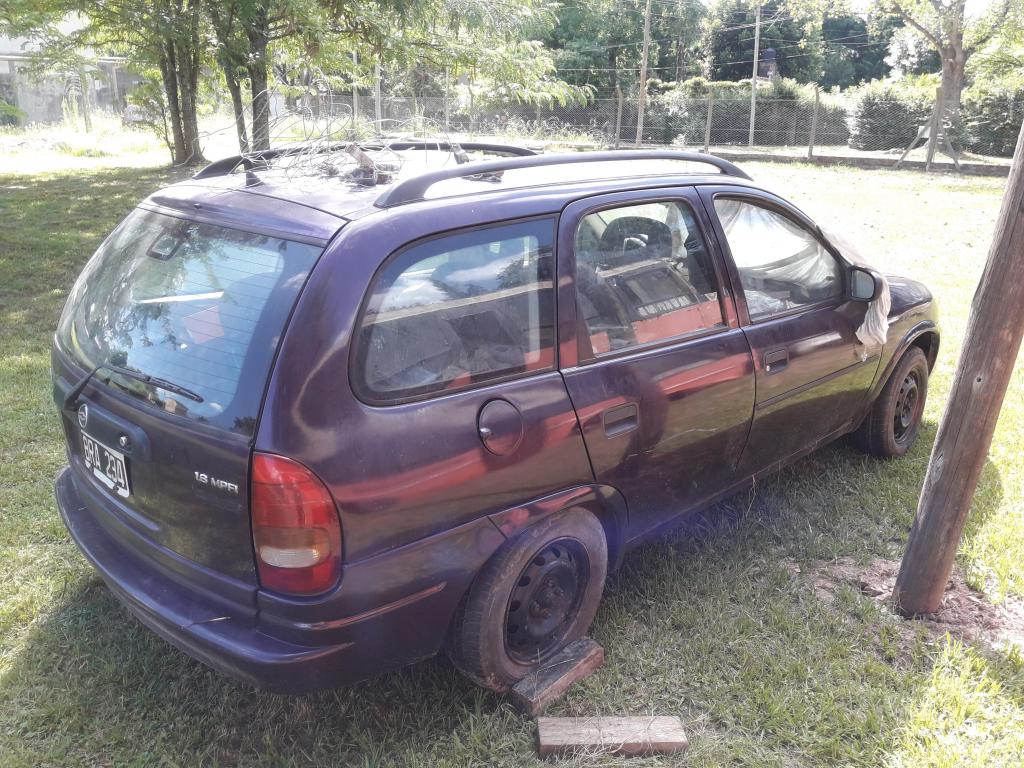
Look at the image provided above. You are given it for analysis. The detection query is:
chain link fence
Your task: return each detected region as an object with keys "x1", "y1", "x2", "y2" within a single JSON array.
[{"x1": 317, "y1": 86, "x2": 1019, "y2": 167}]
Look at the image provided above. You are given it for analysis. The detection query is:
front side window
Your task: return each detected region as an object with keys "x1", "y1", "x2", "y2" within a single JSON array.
[
  {"x1": 356, "y1": 220, "x2": 555, "y2": 401},
  {"x1": 713, "y1": 198, "x2": 842, "y2": 320},
  {"x1": 574, "y1": 200, "x2": 724, "y2": 355}
]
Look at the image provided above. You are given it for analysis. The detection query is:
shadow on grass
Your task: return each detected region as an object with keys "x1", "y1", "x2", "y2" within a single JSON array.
[
  {"x1": 0, "y1": 166, "x2": 190, "y2": 337},
  {"x1": 1, "y1": 422, "x2": 1010, "y2": 766}
]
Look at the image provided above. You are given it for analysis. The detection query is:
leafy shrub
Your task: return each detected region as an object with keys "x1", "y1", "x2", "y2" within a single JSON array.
[
  {"x1": 962, "y1": 86, "x2": 1024, "y2": 157},
  {"x1": 847, "y1": 80, "x2": 933, "y2": 151},
  {"x1": 0, "y1": 97, "x2": 25, "y2": 126},
  {"x1": 651, "y1": 77, "x2": 848, "y2": 147}
]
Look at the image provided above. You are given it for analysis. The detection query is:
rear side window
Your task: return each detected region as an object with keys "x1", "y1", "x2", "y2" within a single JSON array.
[
  {"x1": 355, "y1": 220, "x2": 555, "y2": 402},
  {"x1": 56, "y1": 209, "x2": 321, "y2": 435},
  {"x1": 574, "y1": 200, "x2": 724, "y2": 355},
  {"x1": 713, "y1": 197, "x2": 842, "y2": 320}
]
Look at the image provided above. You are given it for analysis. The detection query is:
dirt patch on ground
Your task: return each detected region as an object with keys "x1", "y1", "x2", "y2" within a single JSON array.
[{"x1": 790, "y1": 557, "x2": 1024, "y2": 650}]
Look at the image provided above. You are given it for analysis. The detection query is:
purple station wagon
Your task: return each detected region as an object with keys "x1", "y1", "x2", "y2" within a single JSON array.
[{"x1": 52, "y1": 146, "x2": 938, "y2": 693}]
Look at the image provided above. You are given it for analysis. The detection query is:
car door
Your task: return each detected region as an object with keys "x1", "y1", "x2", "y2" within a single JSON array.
[
  {"x1": 700, "y1": 187, "x2": 881, "y2": 474},
  {"x1": 557, "y1": 188, "x2": 755, "y2": 544}
]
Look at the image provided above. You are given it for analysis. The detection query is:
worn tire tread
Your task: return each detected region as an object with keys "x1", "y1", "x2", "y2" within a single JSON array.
[
  {"x1": 855, "y1": 347, "x2": 928, "y2": 458},
  {"x1": 446, "y1": 508, "x2": 607, "y2": 691}
]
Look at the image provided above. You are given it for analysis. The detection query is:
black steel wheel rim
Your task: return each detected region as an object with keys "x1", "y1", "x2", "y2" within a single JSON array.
[
  {"x1": 504, "y1": 538, "x2": 589, "y2": 664},
  {"x1": 894, "y1": 369, "x2": 921, "y2": 443}
]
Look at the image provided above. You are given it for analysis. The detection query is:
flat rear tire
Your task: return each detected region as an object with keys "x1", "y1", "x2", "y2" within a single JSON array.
[{"x1": 447, "y1": 507, "x2": 607, "y2": 691}]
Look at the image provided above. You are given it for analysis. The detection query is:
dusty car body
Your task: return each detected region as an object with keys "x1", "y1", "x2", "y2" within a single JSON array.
[{"x1": 52, "y1": 146, "x2": 938, "y2": 693}]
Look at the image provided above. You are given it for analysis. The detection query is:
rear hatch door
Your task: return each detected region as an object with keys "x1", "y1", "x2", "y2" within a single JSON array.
[{"x1": 54, "y1": 206, "x2": 325, "y2": 581}]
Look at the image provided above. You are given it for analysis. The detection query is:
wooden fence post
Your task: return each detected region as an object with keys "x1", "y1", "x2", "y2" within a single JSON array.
[
  {"x1": 807, "y1": 85, "x2": 819, "y2": 160},
  {"x1": 614, "y1": 85, "x2": 623, "y2": 149},
  {"x1": 704, "y1": 87, "x2": 714, "y2": 154},
  {"x1": 893, "y1": 119, "x2": 1024, "y2": 616},
  {"x1": 925, "y1": 86, "x2": 942, "y2": 172}
]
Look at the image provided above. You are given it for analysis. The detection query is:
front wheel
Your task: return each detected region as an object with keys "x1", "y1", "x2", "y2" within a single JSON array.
[
  {"x1": 446, "y1": 508, "x2": 608, "y2": 691},
  {"x1": 855, "y1": 347, "x2": 929, "y2": 458}
]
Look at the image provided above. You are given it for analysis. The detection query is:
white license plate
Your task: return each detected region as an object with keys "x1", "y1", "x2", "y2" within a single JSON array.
[{"x1": 82, "y1": 431, "x2": 131, "y2": 498}]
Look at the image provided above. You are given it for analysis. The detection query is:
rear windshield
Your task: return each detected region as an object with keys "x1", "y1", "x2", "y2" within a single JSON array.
[{"x1": 56, "y1": 209, "x2": 321, "y2": 435}]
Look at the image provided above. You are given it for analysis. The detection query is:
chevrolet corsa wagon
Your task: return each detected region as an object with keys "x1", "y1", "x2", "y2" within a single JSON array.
[{"x1": 52, "y1": 146, "x2": 939, "y2": 693}]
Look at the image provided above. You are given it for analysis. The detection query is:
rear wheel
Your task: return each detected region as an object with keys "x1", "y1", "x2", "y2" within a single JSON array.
[
  {"x1": 855, "y1": 347, "x2": 928, "y2": 458},
  {"x1": 447, "y1": 508, "x2": 607, "y2": 691}
]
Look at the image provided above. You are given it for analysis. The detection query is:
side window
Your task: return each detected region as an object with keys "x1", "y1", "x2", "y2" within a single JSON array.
[
  {"x1": 574, "y1": 200, "x2": 725, "y2": 355},
  {"x1": 356, "y1": 219, "x2": 555, "y2": 401},
  {"x1": 713, "y1": 197, "x2": 842, "y2": 321}
]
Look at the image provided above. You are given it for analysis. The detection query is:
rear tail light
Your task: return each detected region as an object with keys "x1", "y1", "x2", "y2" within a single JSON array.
[{"x1": 251, "y1": 453, "x2": 342, "y2": 596}]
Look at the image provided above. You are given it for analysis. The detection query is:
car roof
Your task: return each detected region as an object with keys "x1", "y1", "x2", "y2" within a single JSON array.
[{"x1": 145, "y1": 148, "x2": 766, "y2": 243}]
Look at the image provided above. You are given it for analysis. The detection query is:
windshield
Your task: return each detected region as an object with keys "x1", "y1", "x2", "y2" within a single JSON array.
[{"x1": 56, "y1": 209, "x2": 321, "y2": 435}]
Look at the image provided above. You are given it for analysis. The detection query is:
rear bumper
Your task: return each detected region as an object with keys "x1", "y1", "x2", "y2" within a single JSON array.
[{"x1": 55, "y1": 466, "x2": 502, "y2": 693}]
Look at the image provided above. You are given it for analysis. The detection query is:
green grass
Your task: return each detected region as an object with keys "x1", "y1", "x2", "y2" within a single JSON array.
[{"x1": 1, "y1": 157, "x2": 1022, "y2": 767}]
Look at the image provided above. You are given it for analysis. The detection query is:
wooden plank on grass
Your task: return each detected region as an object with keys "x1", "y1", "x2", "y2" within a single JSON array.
[
  {"x1": 537, "y1": 716, "x2": 688, "y2": 758},
  {"x1": 508, "y1": 637, "x2": 604, "y2": 716}
]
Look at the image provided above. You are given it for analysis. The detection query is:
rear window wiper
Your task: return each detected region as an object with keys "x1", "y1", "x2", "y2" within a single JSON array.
[
  {"x1": 107, "y1": 363, "x2": 205, "y2": 404},
  {"x1": 63, "y1": 362, "x2": 106, "y2": 411},
  {"x1": 64, "y1": 361, "x2": 205, "y2": 408}
]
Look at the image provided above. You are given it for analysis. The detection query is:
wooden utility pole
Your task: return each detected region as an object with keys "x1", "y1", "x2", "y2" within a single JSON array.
[
  {"x1": 748, "y1": 3, "x2": 761, "y2": 147},
  {"x1": 893, "y1": 120, "x2": 1024, "y2": 616},
  {"x1": 635, "y1": 0, "x2": 653, "y2": 146}
]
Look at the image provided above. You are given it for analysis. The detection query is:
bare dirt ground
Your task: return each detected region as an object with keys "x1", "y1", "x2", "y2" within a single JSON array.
[{"x1": 792, "y1": 557, "x2": 1024, "y2": 651}]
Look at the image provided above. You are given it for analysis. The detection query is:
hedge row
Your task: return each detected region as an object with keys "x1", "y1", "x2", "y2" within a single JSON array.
[
  {"x1": 650, "y1": 78, "x2": 849, "y2": 147},
  {"x1": 654, "y1": 77, "x2": 1023, "y2": 157}
]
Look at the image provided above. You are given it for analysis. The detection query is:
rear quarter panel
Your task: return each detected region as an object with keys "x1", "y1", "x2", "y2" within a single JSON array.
[{"x1": 257, "y1": 196, "x2": 595, "y2": 564}]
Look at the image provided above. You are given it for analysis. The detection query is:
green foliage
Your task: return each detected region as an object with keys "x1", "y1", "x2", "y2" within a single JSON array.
[
  {"x1": 819, "y1": 13, "x2": 895, "y2": 89},
  {"x1": 706, "y1": 0, "x2": 823, "y2": 84},
  {"x1": 962, "y1": 85, "x2": 1024, "y2": 157},
  {"x1": 457, "y1": 40, "x2": 593, "y2": 111},
  {"x1": 0, "y1": 97, "x2": 25, "y2": 126},
  {"x1": 847, "y1": 79, "x2": 933, "y2": 150},
  {"x1": 848, "y1": 76, "x2": 1023, "y2": 156},
  {"x1": 544, "y1": 0, "x2": 706, "y2": 98},
  {"x1": 652, "y1": 76, "x2": 848, "y2": 146}
]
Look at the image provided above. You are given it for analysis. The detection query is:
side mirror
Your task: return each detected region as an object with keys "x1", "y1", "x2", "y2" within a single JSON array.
[{"x1": 849, "y1": 266, "x2": 880, "y2": 302}]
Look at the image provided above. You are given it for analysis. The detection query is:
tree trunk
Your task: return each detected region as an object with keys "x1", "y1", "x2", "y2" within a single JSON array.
[
  {"x1": 223, "y1": 61, "x2": 250, "y2": 153},
  {"x1": 939, "y1": 44, "x2": 966, "y2": 121},
  {"x1": 159, "y1": 45, "x2": 187, "y2": 165},
  {"x1": 247, "y1": 7, "x2": 271, "y2": 152},
  {"x1": 177, "y1": 36, "x2": 205, "y2": 164}
]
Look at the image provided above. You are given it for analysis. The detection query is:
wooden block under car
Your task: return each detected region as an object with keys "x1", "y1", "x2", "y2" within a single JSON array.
[
  {"x1": 507, "y1": 637, "x2": 604, "y2": 716},
  {"x1": 536, "y1": 716, "x2": 689, "y2": 758}
]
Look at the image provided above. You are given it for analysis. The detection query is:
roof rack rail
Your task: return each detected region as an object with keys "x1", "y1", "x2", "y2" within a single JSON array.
[
  {"x1": 192, "y1": 141, "x2": 537, "y2": 180},
  {"x1": 374, "y1": 149, "x2": 752, "y2": 208}
]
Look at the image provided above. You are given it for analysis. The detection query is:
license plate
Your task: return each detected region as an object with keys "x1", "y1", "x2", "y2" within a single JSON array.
[{"x1": 82, "y1": 431, "x2": 131, "y2": 498}]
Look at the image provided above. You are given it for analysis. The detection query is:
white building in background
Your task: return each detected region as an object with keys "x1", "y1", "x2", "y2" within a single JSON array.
[{"x1": 0, "y1": 27, "x2": 138, "y2": 125}]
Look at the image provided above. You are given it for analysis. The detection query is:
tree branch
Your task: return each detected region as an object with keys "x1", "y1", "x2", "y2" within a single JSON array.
[
  {"x1": 965, "y1": 0, "x2": 1012, "y2": 54},
  {"x1": 889, "y1": 1, "x2": 943, "y2": 49}
]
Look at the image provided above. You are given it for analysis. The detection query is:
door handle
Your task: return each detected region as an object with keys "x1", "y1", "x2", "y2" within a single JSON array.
[
  {"x1": 603, "y1": 403, "x2": 639, "y2": 437},
  {"x1": 764, "y1": 348, "x2": 789, "y2": 374}
]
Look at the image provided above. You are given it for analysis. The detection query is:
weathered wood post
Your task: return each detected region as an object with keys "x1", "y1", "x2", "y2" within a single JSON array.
[
  {"x1": 893, "y1": 120, "x2": 1024, "y2": 616},
  {"x1": 614, "y1": 85, "x2": 623, "y2": 149},
  {"x1": 704, "y1": 87, "x2": 714, "y2": 154},
  {"x1": 807, "y1": 85, "x2": 819, "y2": 160},
  {"x1": 925, "y1": 86, "x2": 942, "y2": 172}
]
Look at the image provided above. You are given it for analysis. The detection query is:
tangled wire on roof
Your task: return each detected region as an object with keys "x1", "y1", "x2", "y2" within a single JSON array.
[{"x1": 195, "y1": 70, "x2": 466, "y2": 186}]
